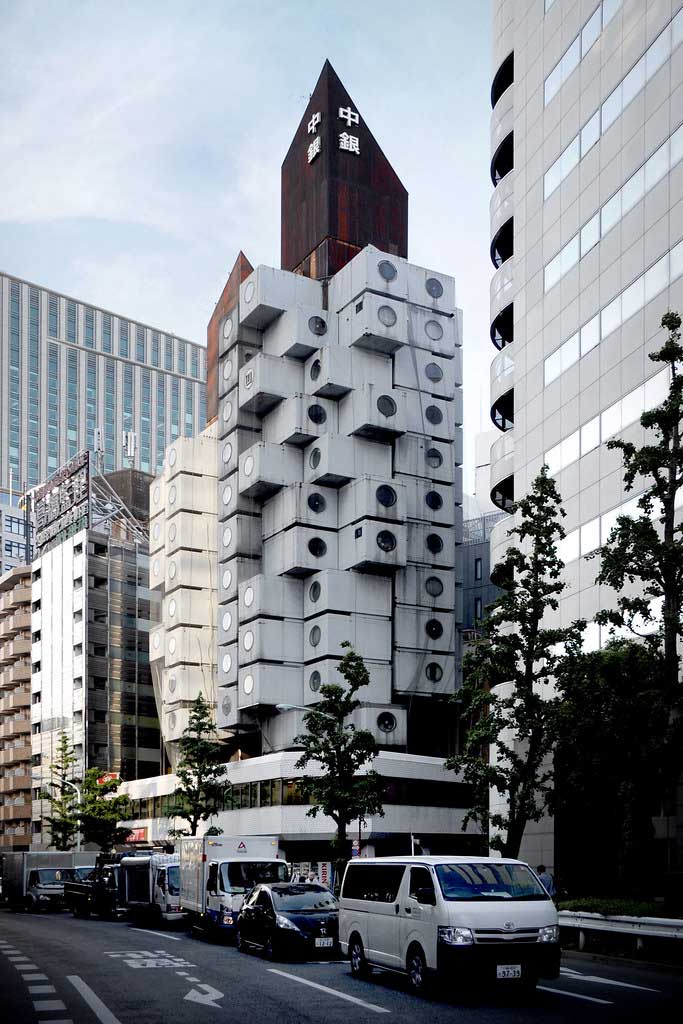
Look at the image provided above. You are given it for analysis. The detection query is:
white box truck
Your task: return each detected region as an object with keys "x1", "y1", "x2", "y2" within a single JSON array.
[
  {"x1": 179, "y1": 835, "x2": 289, "y2": 936},
  {"x1": 121, "y1": 852, "x2": 185, "y2": 923},
  {"x1": 2, "y1": 852, "x2": 95, "y2": 911}
]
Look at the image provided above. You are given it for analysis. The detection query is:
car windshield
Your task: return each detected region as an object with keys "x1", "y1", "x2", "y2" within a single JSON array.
[
  {"x1": 220, "y1": 860, "x2": 289, "y2": 894},
  {"x1": 271, "y1": 885, "x2": 338, "y2": 912},
  {"x1": 435, "y1": 863, "x2": 549, "y2": 901},
  {"x1": 36, "y1": 869, "x2": 75, "y2": 884},
  {"x1": 167, "y1": 865, "x2": 180, "y2": 896},
  {"x1": 74, "y1": 866, "x2": 96, "y2": 881}
]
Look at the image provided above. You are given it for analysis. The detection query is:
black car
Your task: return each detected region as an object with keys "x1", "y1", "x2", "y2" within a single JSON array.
[{"x1": 237, "y1": 883, "x2": 339, "y2": 959}]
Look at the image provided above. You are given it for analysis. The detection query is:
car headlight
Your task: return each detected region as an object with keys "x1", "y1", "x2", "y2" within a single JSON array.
[
  {"x1": 538, "y1": 925, "x2": 560, "y2": 943},
  {"x1": 275, "y1": 914, "x2": 300, "y2": 931},
  {"x1": 438, "y1": 926, "x2": 474, "y2": 946}
]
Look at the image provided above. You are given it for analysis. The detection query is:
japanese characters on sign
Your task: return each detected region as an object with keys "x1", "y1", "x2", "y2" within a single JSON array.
[
  {"x1": 33, "y1": 449, "x2": 90, "y2": 555},
  {"x1": 305, "y1": 104, "x2": 361, "y2": 164}
]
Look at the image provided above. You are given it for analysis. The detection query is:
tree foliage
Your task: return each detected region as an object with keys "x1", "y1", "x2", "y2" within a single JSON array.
[
  {"x1": 170, "y1": 694, "x2": 229, "y2": 837},
  {"x1": 41, "y1": 731, "x2": 79, "y2": 851},
  {"x1": 79, "y1": 769, "x2": 132, "y2": 852},
  {"x1": 447, "y1": 467, "x2": 584, "y2": 858},
  {"x1": 295, "y1": 643, "x2": 386, "y2": 877}
]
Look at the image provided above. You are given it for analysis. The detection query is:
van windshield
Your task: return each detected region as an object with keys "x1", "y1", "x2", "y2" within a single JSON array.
[
  {"x1": 74, "y1": 866, "x2": 96, "y2": 881},
  {"x1": 435, "y1": 863, "x2": 549, "y2": 901},
  {"x1": 167, "y1": 865, "x2": 180, "y2": 896},
  {"x1": 220, "y1": 860, "x2": 289, "y2": 894},
  {"x1": 32, "y1": 869, "x2": 75, "y2": 885}
]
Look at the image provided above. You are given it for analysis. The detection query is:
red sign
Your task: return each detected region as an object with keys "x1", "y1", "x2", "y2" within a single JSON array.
[
  {"x1": 97, "y1": 772, "x2": 120, "y2": 785},
  {"x1": 127, "y1": 827, "x2": 148, "y2": 842}
]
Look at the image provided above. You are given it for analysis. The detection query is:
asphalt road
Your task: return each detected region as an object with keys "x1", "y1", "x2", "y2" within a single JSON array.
[{"x1": 0, "y1": 910, "x2": 680, "y2": 1024}]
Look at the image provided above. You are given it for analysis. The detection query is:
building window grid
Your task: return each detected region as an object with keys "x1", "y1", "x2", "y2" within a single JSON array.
[
  {"x1": 28, "y1": 287, "x2": 41, "y2": 486},
  {"x1": 86, "y1": 355, "x2": 98, "y2": 455},
  {"x1": 544, "y1": 1, "x2": 621, "y2": 107},
  {"x1": 102, "y1": 314, "x2": 112, "y2": 353},
  {"x1": 191, "y1": 347, "x2": 199, "y2": 378},
  {"x1": 84, "y1": 308, "x2": 95, "y2": 348},
  {"x1": 156, "y1": 375, "x2": 166, "y2": 471},
  {"x1": 151, "y1": 332, "x2": 160, "y2": 367},
  {"x1": 545, "y1": 124, "x2": 683, "y2": 294},
  {"x1": 198, "y1": 384, "x2": 206, "y2": 430},
  {"x1": 48, "y1": 294, "x2": 59, "y2": 338},
  {"x1": 545, "y1": 238, "x2": 683, "y2": 385},
  {"x1": 123, "y1": 364, "x2": 134, "y2": 434},
  {"x1": 66, "y1": 351, "x2": 79, "y2": 457},
  {"x1": 104, "y1": 360, "x2": 117, "y2": 472},
  {"x1": 8, "y1": 282, "x2": 21, "y2": 481},
  {"x1": 119, "y1": 320, "x2": 129, "y2": 358},
  {"x1": 140, "y1": 370, "x2": 151, "y2": 473},
  {"x1": 544, "y1": 9, "x2": 683, "y2": 198},
  {"x1": 136, "y1": 325, "x2": 146, "y2": 363},
  {"x1": 165, "y1": 336, "x2": 174, "y2": 371},
  {"x1": 66, "y1": 300, "x2": 78, "y2": 344},
  {"x1": 47, "y1": 344, "x2": 60, "y2": 472},
  {"x1": 177, "y1": 341, "x2": 186, "y2": 375},
  {"x1": 170, "y1": 378, "x2": 180, "y2": 440},
  {"x1": 184, "y1": 382, "x2": 194, "y2": 437}
]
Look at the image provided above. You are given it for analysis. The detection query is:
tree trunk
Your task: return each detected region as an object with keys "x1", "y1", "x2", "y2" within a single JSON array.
[{"x1": 332, "y1": 821, "x2": 351, "y2": 894}]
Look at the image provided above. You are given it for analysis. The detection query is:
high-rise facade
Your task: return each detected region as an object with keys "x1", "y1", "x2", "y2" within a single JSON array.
[
  {"x1": 0, "y1": 273, "x2": 207, "y2": 571},
  {"x1": 489, "y1": 0, "x2": 683, "y2": 865},
  {"x1": 0, "y1": 565, "x2": 32, "y2": 851}
]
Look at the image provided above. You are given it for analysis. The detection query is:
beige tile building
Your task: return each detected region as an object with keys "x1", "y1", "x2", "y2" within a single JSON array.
[
  {"x1": 0, "y1": 565, "x2": 32, "y2": 851},
  {"x1": 489, "y1": 0, "x2": 683, "y2": 865}
]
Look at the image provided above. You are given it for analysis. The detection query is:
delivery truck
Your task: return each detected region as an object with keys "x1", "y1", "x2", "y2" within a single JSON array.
[
  {"x1": 121, "y1": 852, "x2": 185, "y2": 923},
  {"x1": 2, "y1": 851, "x2": 94, "y2": 911},
  {"x1": 64, "y1": 853, "x2": 131, "y2": 919},
  {"x1": 179, "y1": 835, "x2": 289, "y2": 936}
]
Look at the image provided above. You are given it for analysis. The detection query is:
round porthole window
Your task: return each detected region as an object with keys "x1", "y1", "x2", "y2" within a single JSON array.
[
  {"x1": 309, "y1": 447, "x2": 321, "y2": 469},
  {"x1": 223, "y1": 526, "x2": 232, "y2": 548},
  {"x1": 243, "y1": 455, "x2": 254, "y2": 476},
  {"x1": 426, "y1": 405, "x2": 443, "y2": 425},
  {"x1": 310, "y1": 359, "x2": 322, "y2": 381},
  {"x1": 168, "y1": 712, "x2": 176, "y2": 731},
  {"x1": 377, "y1": 711, "x2": 397, "y2": 734},
  {"x1": 244, "y1": 281, "x2": 255, "y2": 304},
  {"x1": 152, "y1": 559, "x2": 160, "y2": 577},
  {"x1": 425, "y1": 576, "x2": 444, "y2": 597},
  {"x1": 222, "y1": 652, "x2": 232, "y2": 674},
  {"x1": 153, "y1": 486, "x2": 160, "y2": 505},
  {"x1": 223, "y1": 401, "x2": 232, "y2": 423},
  {"x1": 377, "y1": 395, "x2": 397, "y2": 417},
  {"x1": 169, "y1": 485, "x2": 177, "y2": 506},
  {"x1": 308, "y1": 492, "x2": 326, "y2": 514},
  {"x1": 168, "y1": 599, "x2": 177, "y2": 618},
  {"x1": 243, "y1": 630, "x2": 254, "y2": 652},
  {"x1": 168, "y1": 523, "x2": 177, "y2": 542},
  {"x1": 309, "y1": 670, "x2": 321, "y2": 692},
  {"x1": 426, "y1": 490, "x2": 443, "y2": 510},
  {"x1": 308, "y1": 315, "x2": 327, "y2": 336},
  {"x1": 223, "y1": 359, "x2": 233, "y2": 381},
  {"x1": 426, "y1": 533, "x2": 443, "y2": 554},
  {"x1": 243, "y1": 674, "x2": 255, "y2": 695},
  {"x1": 222, "y1": 694, "x2": 232, "y2": 716},
  {"x1": 307, "y1": 404, "x2": 327, "y2": 425},
  {"x1": 377, "y1": 530, "x2": 397, "y2": 552},
  {"x1": 426, "y1": 619, "x2": 443, "y2": 639},
  {"x1": 425, "y1": 361, "x2": 443, "y2": 381},
  {"x1": 168, "y1": 637, "x2": 176, "y2": 655},
  {"x1": 168, "y1": 675, "x2": 176, "y2": 693},
  {"x1": 426, "y1": 447, "x2": 443, "y2": 469},
  {"x1": 309, "y1": 625, "x2": 322, "y2": 647},
  {"x1": 378, "y1": 304, "x2": 397, "y2": 328},
  {"x1": 308, "y1": 537, "x2": 327, "y2": 558},
  {"x1": 168, "y1": 447, "x2": 177, "y2": 467},
  {"x1": 426, "y1": 662, "x2": 443, "y2": 682},
  {"x1": 244, "y1": 586, "x2": 254, "y2": 607},
  {"x1": 222, "y1": 568, "x2": 232, "y2": 590},
  {"x1": 425, "y1": 320, "x2": 444, "y2": 342},
  {"x1": 426, "y1": 277, "x2": 444, "y2": 299},
  {"x1": 378, "y1": 259, "x2": 398, "y2": 282},
  {"x1": 376, "y1": 485, "x2": 397, "y2": 507},
  {"x1": 153, "y1": 522, "x2": 161, "y2": 540},
  {"x1": 222, "y1": 484, "x2": 232, "y2": 506},
  {"x1": 309, "y1": 580, "x2": 321, "y2": 603},
  {"x1": 169, "y1": 561, "x2": 177, "y2": 580},
  {"x1": 222, "y1": 443, "x2": 232, "y2": 464},
  {"x1": 223, "y1": 317, "x2": 233, "y2": 342},
  {"x1": 222, "y1": 611, "x2": 232, "y2": 633},
  {"x1": 152, "y1": 632, "x2": 161, "y2": 650}
]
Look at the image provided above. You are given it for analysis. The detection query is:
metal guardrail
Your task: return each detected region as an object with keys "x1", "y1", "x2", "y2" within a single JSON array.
[{"x1": 559, "y1": 910, "x2": 683, "y2": 944}]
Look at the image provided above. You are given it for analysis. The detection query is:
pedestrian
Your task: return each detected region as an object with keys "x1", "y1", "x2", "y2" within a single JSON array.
[
  {"x1": 536, "y1": 864, "x2": 556, "y2": 897},
  {"x1": 306, "y1": 870, "x2": 319, "y2": 884}
]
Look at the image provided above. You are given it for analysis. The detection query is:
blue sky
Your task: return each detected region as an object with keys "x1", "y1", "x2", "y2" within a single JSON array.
[{"x1": 0, "y1": 0, "x2": 492, "y2": 489}]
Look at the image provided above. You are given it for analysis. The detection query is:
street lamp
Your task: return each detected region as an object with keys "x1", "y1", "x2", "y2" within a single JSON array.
[
  {"x1": 63, "y1": 779, "x2": 82, "y2": 853},
  {"x1": 275, "y1": 703, "x2": 337, "y2": 722}
]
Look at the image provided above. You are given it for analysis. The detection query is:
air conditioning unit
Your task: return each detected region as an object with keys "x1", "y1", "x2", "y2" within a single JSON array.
[
  {"x1": 239, "y1": 265, "x2": 323, "y2": 329},
  {"x1": 262, "y1": 304, "x2": 338, "y2": 360},
  {"x1": 238, "y1": 442, "x2": 303, "y2": 500},
  {"x1": 238, "y1": 353, "x2": 304, "y2": 415}
]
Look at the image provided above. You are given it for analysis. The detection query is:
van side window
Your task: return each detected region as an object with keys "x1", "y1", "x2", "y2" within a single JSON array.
[
  {"x1": 342, "y1": 864, "x2": 405, "y2": 903},
  {"x1": 256, "y1": 890, "x2": 273, "y2": 912},
  {"x1": 207, "y1": 863, "x2": 219, "y2": 894},
  {"x1": 409, "y1": 866, "x2": 434, "y2": 899}
]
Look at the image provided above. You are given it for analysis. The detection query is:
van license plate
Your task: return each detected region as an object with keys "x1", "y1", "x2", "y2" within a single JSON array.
[
  {"x1": 497, "y1": 965, "x2": 522, "y2": 980},
  {"x1": 315, "y1": 937, "x2": 334, "y2": 948}
]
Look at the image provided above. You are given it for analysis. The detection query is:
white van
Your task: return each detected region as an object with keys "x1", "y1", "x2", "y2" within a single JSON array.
[{"x1": 339, "y1": 856, "x2": 560, "y2": 994}]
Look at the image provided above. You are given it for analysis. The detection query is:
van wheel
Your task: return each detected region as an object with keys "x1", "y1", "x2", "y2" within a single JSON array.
[
  {"x1": 407, "y1": 944, "x2": 429, "y2": 996},
  {"x1": 349, "y1": 936, "x2": 370, "y2": 979}
]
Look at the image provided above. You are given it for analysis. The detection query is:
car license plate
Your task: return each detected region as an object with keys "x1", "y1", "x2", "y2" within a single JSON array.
[
  {"x1": 497, "y1": 965, "x2": 522, "y2": 980},
  {"x1": 315, "y1": 937, "x2": 334, "y2": 948}
]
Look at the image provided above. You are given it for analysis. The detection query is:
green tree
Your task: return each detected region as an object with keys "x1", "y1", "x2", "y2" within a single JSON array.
[
  {"x1": 593, "y1": 311, "x2": 683, "y2": 720},
  {"x1": 295, "y1": 643, "x2": 386, "y2": 884},
  {"x1": 170, "y1": 694, "x2": 229, "y2": 837},
  {"x1": 79, "y1": 769, "x2": 132, "y2": 852},
  {"x1": 41, "y1": 731, "x2": 79, "y2": 851},
  {"x1": 447, "y1": 467, "x2": 584, "y2": 858}
]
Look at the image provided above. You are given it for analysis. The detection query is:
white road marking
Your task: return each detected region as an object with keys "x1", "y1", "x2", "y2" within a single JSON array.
[
  {"x1": 16, "y1": 963, "x2": 39, "y2": 971},
  {"x1": 29, "y1": 986, "x2": 57, "y2": 994},
  {"x1": 539, "y1": 986, "x2": 612, "y2": 1005},
  {"x1": 569, "y1": 974, "x2": 660, "y2": 993},
  {"x1": 268, "y1": 969, "x2": 390, "y2": 1015},
  {"x1": 176, "y1": 971, "x2": 189, "y2": 976},
  {"x1": 8, "y1": 955, "x2": 29, "y2": 961},
  {"x1": 23, "y1": 974, "x2": 49, "y2": 982},
  {"x1": 184, "y1": 983, "x2": 224, "y2": 1008},
  {"x1": 130, "y1": 927, "x2": 182, "y2": 942},
  {"x1": 68, "y1": 976, "x2": 123, "y2": 1024},
  {"x1": 33, "y1": 999, "x2": 67, "y2": 1012}
]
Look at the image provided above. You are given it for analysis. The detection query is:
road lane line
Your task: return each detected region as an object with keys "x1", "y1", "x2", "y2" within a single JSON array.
[
  {"x1": 570, "y1": 974, "x2": 660, "y2": 993},
  {"x1": 130, "y1": 928, "x2": 182, "y2": 942},
  {"x1": 67, "y1": 976, "x2": 124, "y2": 1024},
  {"x1": 16, "y1": 963, "x2": 39, "y2": 971},
  {"x1": 268, "y1": 969, "x2": 390, "y2": 1015},
  {"x1": 23, "y1": 974, "x2": 49, "y2": 982},
  {"x1": 33, "y1": 1000, "x2": 67, "y2": 1012},
  {"x1": 538, "y1": 986, "x2": 612, "y2": 1005},
  {"x1": 8, "y1": 955, "x2": 29, "y2": 961},
  {"x1": 29, "y1": 986, "x2": 57, "y2": 994}
]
